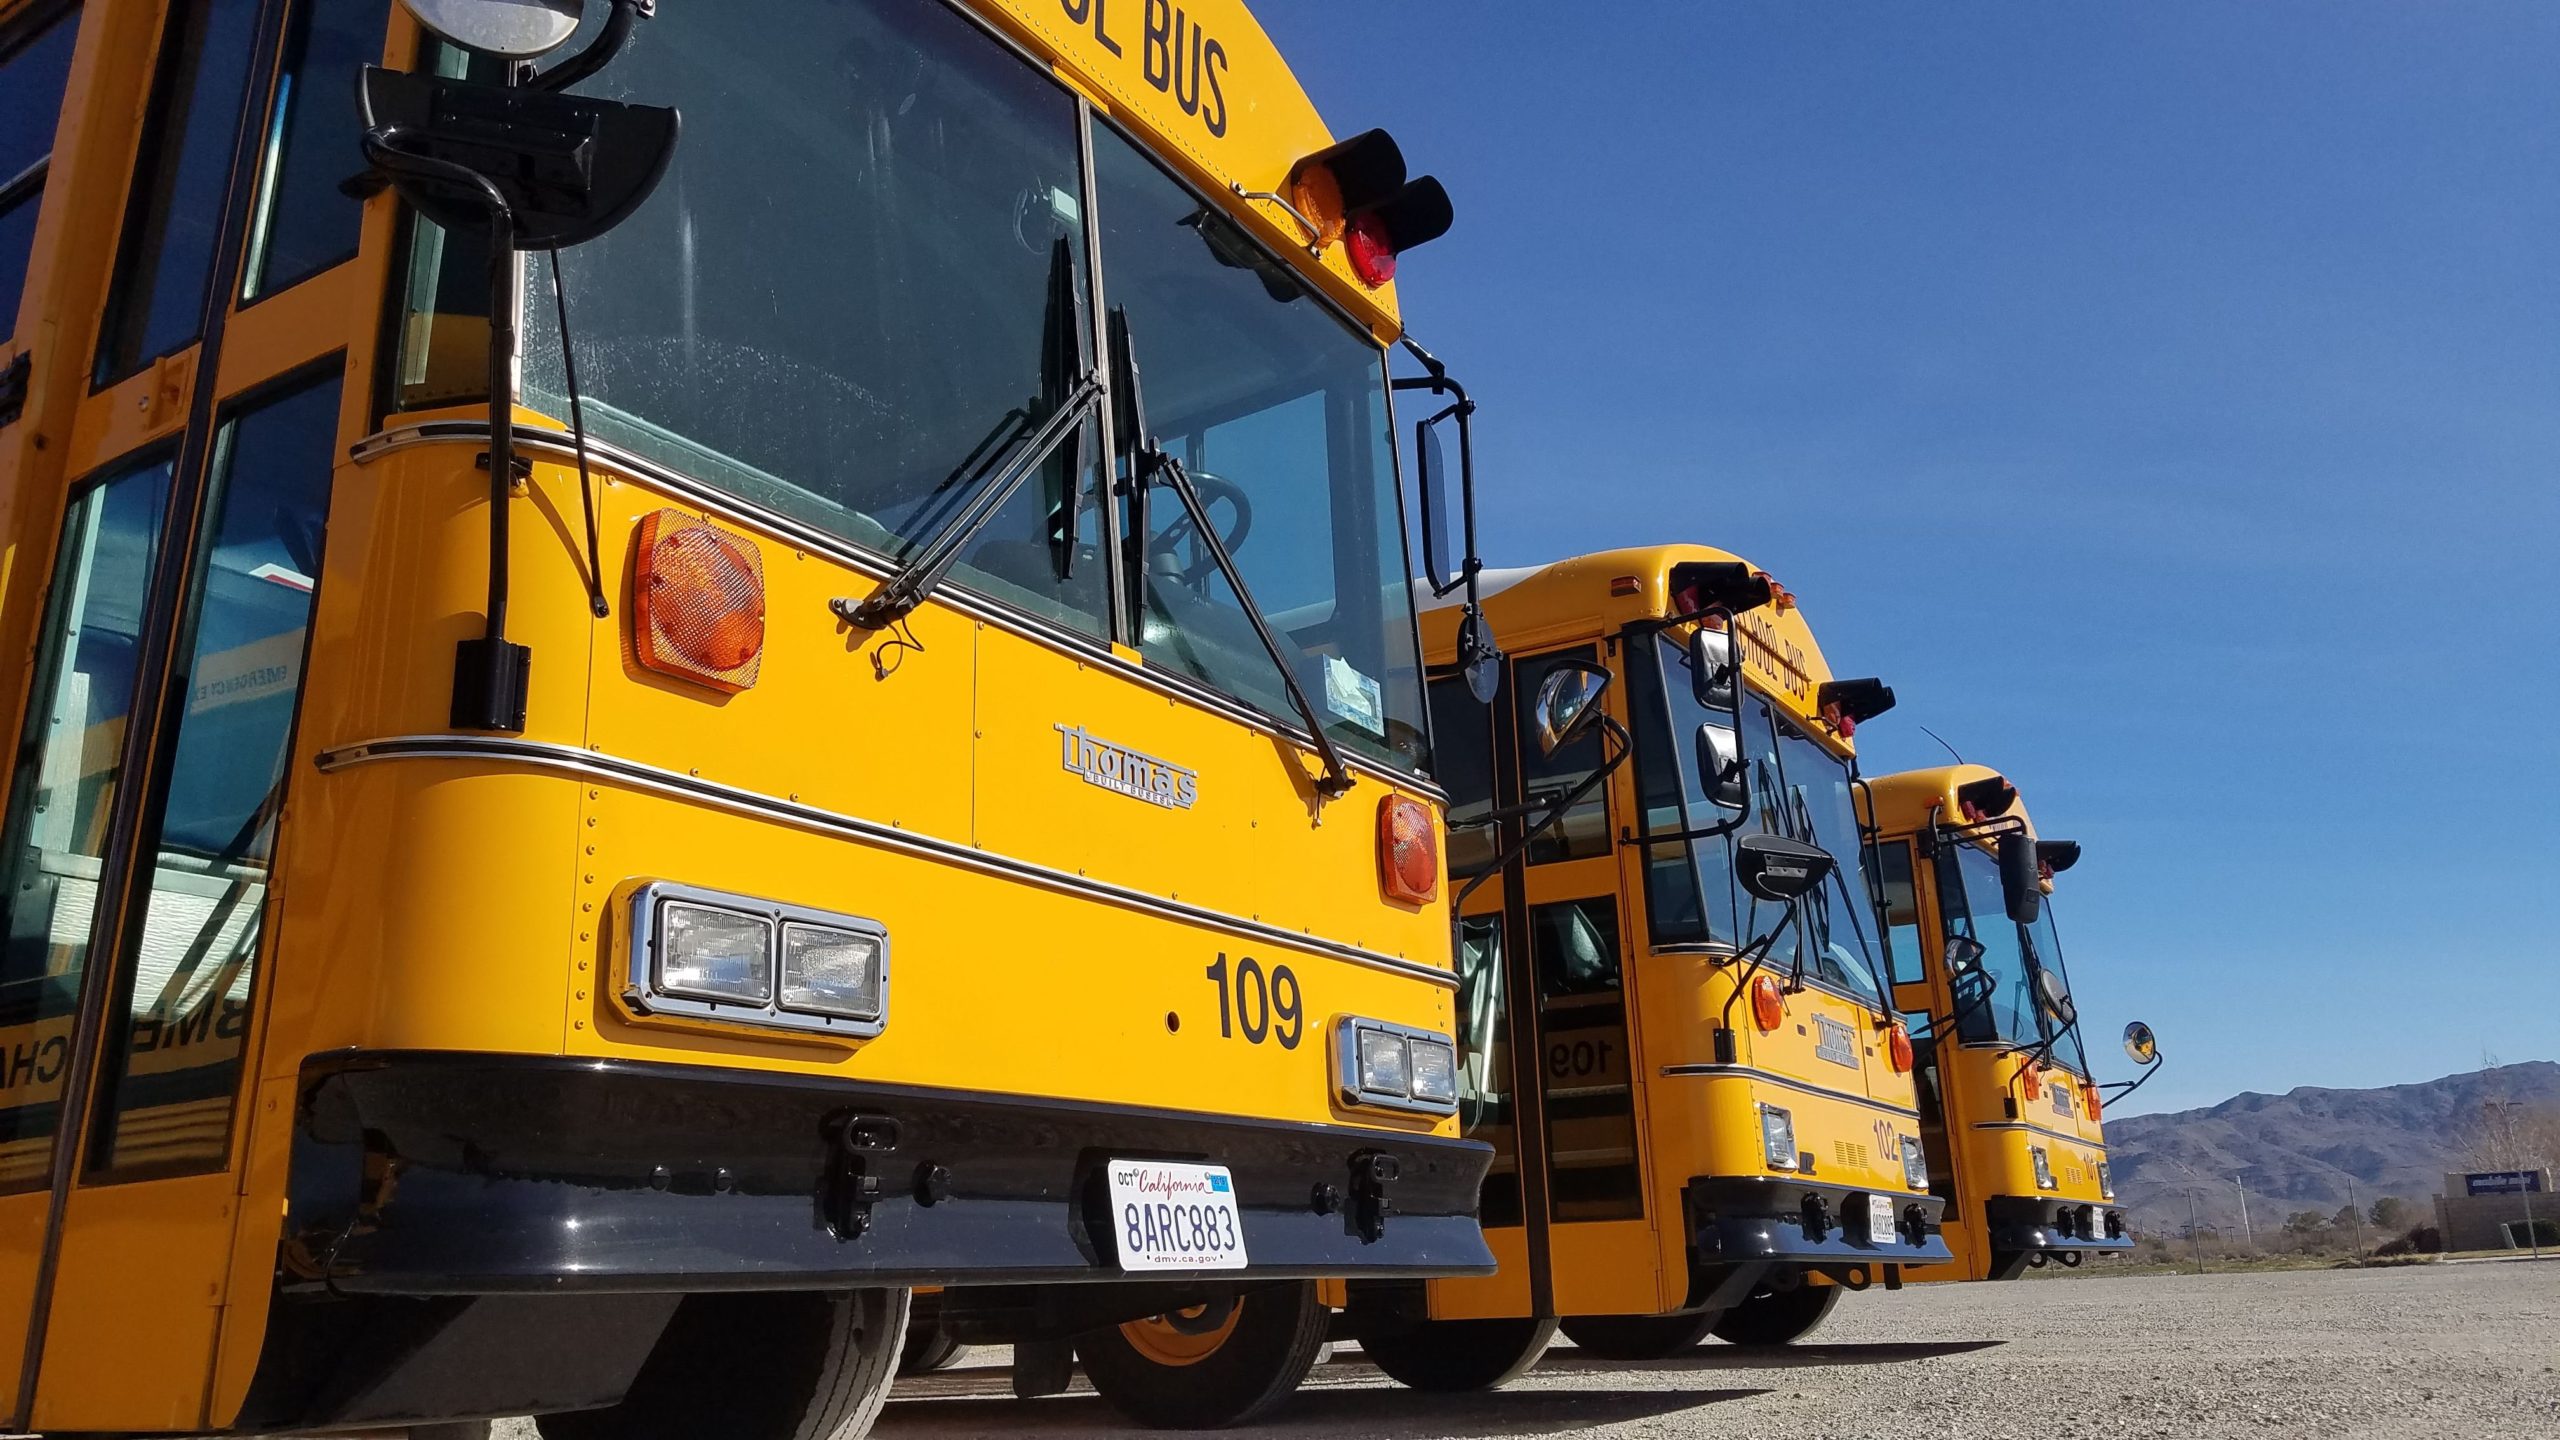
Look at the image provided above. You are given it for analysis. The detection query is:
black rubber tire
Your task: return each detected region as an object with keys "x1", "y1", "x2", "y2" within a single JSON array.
[
  {"x1": 897, "y1": 1317, "x2": 963, "y2": 1376},
  {"x1": 1074, "y1": 1283, "x2": 1328, "y2": 1429},
  {"x1": 1557, "y1": 1309, "x2": 1723, "y2": 1360},
  {"x1": 1359, "y1": 1316, "x2": 1559, "y2": 1392},
  {"x1": 536, "y1": 1289, "x2": 908, "y2": 1440},
  {"x1": 1710, "y1": 1282, "x2": 1841, "y2": 1348}
]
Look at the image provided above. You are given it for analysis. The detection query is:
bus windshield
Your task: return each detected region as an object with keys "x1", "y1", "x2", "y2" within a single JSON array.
[
  {"x1": 508, "y1": 0, "x2": 1426, "y2": 771},
  {"x1": 2025, "y1": 900, "x2": 2089, "y2": 1075},
  {"x1": 1940, "y1": 841, "x2": 2075, "y2": 1064},
  {"x1": 1767, "y1": 720, "x2": 1888, "y2": 1008}
]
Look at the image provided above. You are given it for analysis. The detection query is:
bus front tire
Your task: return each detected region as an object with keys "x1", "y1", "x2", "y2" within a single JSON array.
[
  {"x1": 1557, "y1": 1309, "x2": 1723, "y2": 1360},
  {"x1": 1074, "y1": 1283, "x2": 1328, "y2": 1429},
  {"x1": 897, "y1": 1318, "x2": 963, "y2": 1376},
  {"x1": 1710, "y1": 1282, "x2": 1840, "y2": 1348},
  {"x1": 536, "y1": 1288, "x2": 909, "y2": 1440},
  {"x1": 1358, "y1": 1316, "x2": 1559, "y2": 1392}
]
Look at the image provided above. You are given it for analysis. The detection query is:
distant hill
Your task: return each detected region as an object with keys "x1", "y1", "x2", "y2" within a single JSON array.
[{"x1": 2106, "y1": 1061, "x2": 2560, "y2": 1239}]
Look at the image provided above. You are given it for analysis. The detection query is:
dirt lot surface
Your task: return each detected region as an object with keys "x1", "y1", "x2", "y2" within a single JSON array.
[{"x1": 494, "y1": 1259, "x2": 2560, "y2": 1439}]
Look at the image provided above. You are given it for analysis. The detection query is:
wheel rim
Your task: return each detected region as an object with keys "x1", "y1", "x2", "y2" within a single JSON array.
[{"x1": 1118, "y1": 1298, "x2": 1243, "y2": 1367}]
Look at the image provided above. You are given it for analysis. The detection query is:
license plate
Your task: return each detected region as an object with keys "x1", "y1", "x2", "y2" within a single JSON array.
[
  {"x1": 1869, "y1": 1194, "x2": 1899, "y2": 1245},
  {"x1": 1104, "y1": 1160, "x2": 1249, "y2": 1273}
]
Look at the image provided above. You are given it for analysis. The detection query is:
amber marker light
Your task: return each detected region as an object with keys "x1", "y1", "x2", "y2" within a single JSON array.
[
  {"x1": 2020, "y1": 1061, "x2": 2045, "y2": 1102},
  {"x1": 1378, "y1": 794, "x2": 1440, "y2": 905},
  {"x1": 633, "y1": 510, "x2": 766, "y2": 693},
  {"x1": 1750, "y1": 974, "x2": 1786, "y2": 1033},
  {"x1": 1887, "y1": 1020, "x2": 1915, "y2": 1073}
]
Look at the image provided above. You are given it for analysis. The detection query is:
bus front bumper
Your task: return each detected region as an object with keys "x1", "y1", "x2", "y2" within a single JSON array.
[
  {"x1": 279, "y1": 1050, "x2": 1494, "y2": 1294},
  {"x1": 1984, "y1": 1194, "x2": 2136, "y2": 1253},
  {"x1": 1684, "y1": 1175, "x2": 1954, "y2": 1268}
]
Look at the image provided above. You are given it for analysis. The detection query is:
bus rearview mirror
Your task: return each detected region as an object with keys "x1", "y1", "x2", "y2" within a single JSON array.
[
  {"x1": 1943, "y1": 934, "x2": 1986, "y2": 975},
  {"x1": 1998, "y1": 831, "x2": 2043, "y2": 926},
  {"x1": 1695, "y1": 723, "x2": 1747, "y2": 813},
  {"x1": 1689, "y1": 627, "x2": 1739, "y2": 714},
  {"x1": 2123, "y1": 1020, "x2": 2160, "y2": 1067},
  {"x1": 400, "y1": 0, "x2": 582, "y2": 57},
  {"x1": 1532, "y1": 661, "x2": 1611, "y2": 758},
  {"x1": 1735, "y1": 832, "x2": 1834, "y2": 904}
]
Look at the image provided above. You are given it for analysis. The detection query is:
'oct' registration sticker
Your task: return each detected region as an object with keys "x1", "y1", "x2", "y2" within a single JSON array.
[{"x1": 1105, "y1": 1160, "x2": 1249, "y2": 1272}]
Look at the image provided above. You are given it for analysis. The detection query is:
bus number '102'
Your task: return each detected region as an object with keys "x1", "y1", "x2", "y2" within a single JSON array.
[{"x1": 1204, "y1": 954, "x2": 1301, "y2": 1048}]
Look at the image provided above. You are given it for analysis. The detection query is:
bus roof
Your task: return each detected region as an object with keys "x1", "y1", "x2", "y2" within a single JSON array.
[
  {"x1": 1861, "y1": 763, "x2": 2043, "y2": 845},
  {"x1": 1419, "y1": 543, "x2": 1864, "y2": 748},
  {"x1": 971, "y1": 0, "x2": 1408, "y2": 340}
]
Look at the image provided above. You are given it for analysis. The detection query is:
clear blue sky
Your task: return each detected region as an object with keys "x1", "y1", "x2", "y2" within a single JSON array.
[{"x1": 1263, "y1": 2, "x2": 2560, "y2": 1114}]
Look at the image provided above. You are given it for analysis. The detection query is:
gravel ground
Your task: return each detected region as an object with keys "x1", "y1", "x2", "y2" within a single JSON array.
[{"x1": 493, "y1": 1259, "x2": 2560, "y2": 1440}]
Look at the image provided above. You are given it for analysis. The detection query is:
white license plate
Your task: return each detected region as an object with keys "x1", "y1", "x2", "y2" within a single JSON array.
[
  {"x1": 1104, "y1": 1160, "x2": 1249, "y2": 1273},
  {"x1": 1869, "y1": 1194, "x2": 1899, "y2": 1245}
]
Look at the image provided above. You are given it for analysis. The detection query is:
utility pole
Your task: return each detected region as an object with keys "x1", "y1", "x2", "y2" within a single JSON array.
[
  {"x1": 2347, "y1": 1177, "x2": 2366, "y2": 1260},
  {"x1": 2235, "y1": 1175, "x2": 2255, "y2": 1254},
  {"x1": 2187, "y1": 1189, "x2": 2205, "y2": 1275}
]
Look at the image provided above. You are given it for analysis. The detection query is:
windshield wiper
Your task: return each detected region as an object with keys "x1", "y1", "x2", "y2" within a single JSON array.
[
  {"x1": 839, "y1": 239, "x2": 1102, "y2": 632},
  {"x1": 1110, "y1": 307, "x2": 1355, "y2": 800}
]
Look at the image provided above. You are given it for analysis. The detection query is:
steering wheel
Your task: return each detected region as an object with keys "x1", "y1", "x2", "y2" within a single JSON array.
[{"x1": 1145, "y1": 469, "x2": 1255, "y2": 586}]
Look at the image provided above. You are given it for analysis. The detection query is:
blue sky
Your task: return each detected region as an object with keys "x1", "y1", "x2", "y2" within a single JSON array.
[{"x1": 1263, "y1": 2, "x2": 2560, "y2": 1114}]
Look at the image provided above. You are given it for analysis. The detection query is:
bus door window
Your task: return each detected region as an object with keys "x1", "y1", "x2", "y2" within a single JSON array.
[
  {"x1": 83, "y1": 373, "x2": 339, "y2": 1174},
  {"x1": 1875, "y1": 838, "x2": 1952, "y2": 1199},
  {"x1": 0, "y1": 7, "x2": 81, "y2": 340},
  {"x1": 1623, "y1": 631, "x2": 1741, "y2": 949},
  {"x1": 1530, "y1": 896, "x2": 1642, "y2": 1222},
  {"x1": 0, "y1": 457, "x2": 171, "y2": 1188},
  {"x1": 95, "y1": 0, "x2": 264, "y2": 384},
  {"x1": 239, "y1": 0, "x2": 394, "y2": 300},
  {"x1": 1512, "y1": 648, "x2": 1609, "y2": 864},
  {"x1": 1429, "y1": 675, "x2": 1517, "y2": 1226}
]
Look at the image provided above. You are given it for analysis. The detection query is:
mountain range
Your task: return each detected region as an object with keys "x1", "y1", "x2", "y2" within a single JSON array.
[{"x1": 2103, "y1": 1060, "x2": 2560, "y2": 1239}]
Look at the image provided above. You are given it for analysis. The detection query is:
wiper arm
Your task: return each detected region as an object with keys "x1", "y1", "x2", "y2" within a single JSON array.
[{"x1": 1112, "y1": 307, "x2": 1355, "y2": 800}]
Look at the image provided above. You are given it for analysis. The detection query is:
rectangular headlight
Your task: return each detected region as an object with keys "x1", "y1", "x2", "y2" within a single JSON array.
[
  {"x1": 1901, "y1": 1134, "x2": 1930, "y2": 1191},
  {"x1": 1761, "y1": 1105, "x2": 1797, "y2": 1171},
  {"x1": 781, "y1": 922, "x2": 885, "y2": 1021},
  {"x1": 2032, "y1": 1146, "x2": 2057, "y2": 1190},
  {"x1": 658, "y1": 901, "x2": 774, "y2": 1005},
  {"x1": 1335, "y1": 1018, "x2": 1458, "y2": 1116},
  {"x1": 2097, "y1": 1160, "x2": 2114, "y2": 1200}
]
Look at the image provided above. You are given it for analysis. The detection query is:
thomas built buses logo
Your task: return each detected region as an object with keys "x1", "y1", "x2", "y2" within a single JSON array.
[{"x1": 1057, "y1": 725, "x2": 1200, "y2": 811}]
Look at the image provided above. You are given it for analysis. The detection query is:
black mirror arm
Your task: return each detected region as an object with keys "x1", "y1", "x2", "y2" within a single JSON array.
[
  {"x1": 531, "y1": 0, "x2": 652, "y2": 93},
  {"x1": 2100, "y1": 1049, "x2": 2165, "y2": 1100},
  {"x1": 1715, "y1": 905, "x2": 1807, "y2": 1038},
  {"x1": 1394, "y1": 341, "x2": 1497, "y2": 701},
  {"x1": 1451, "y1": 715, "x2": 1630, "y2": 915}
]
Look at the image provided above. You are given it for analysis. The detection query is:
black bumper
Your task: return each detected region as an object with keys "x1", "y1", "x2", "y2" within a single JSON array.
[
  {"x1": 282, "y1": 1050, "x2": 1494, "y2": 1294},
  {"x1": 1685, "y1": 1175, "x2": 1954, "y2": 1267},
  {"x1": 1985, "y1": 1194, "x2": 2136, "y2": 1253}
]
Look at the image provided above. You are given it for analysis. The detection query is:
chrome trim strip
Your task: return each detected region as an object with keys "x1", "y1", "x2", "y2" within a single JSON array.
[
  {"x1": 1656, "y1": 1063, "x2": 1922, "y2": 1119},
  {"x1": 1970, "y1": 1120, "x2": 2105, "y2": 1149},
  {"x1": 314, "y1": 734, "x2": 1455, "y2": 990},
  {"x1": 345, "y1": 421, "x2": 1450, "y2": 806}
]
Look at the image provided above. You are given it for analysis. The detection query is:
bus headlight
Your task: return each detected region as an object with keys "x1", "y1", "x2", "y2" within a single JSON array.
[
  {"x1": 1901, "y1": 1134, "x2": 1930, "y2": 1190},
  {"x1": 1761, "y1": 1105, "x2": 1798, "y2": 1171},
  {"x1": 2097, "y1": 1161, "x2": 2115, "y2": 1199},
  {"x1": 658, "y1": 901, "x2": 774, "y2": 1005},
  {"x1": 628, "y1": 882, "x2": 888, "y2": 1039},
  {"x1": 1336, "y1": 1018, "x2": 1458, "y2": 1116},
  {"x1": 2032, "y1": 1146, "x2": 2057, "y2": 1190}
]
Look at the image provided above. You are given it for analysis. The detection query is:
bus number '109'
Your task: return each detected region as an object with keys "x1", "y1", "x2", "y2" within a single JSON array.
[{"x1": 1203, "y1": 954, "x2": 1301, "y2": 1048}]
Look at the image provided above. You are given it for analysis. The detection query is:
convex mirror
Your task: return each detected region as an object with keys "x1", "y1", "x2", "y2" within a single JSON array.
[
  {"x1": 2035, "y1": 968, "x2": 2076, "y2": 1029},
  {"x1": 1533, "y1": 660, "x2": 1611, "y2": 758},
  {"x1": 1735, "y1": 832, "x2": 1834, "y2": 904},
  {"x1": 1943, "y1": 933, "x2": 1987, "y2": 975},
  {"x1": 401, "y1": 0, "x2": 582, "y2": 58},
  {"x1": 2122, "y1": 1021, "x2": 2160, "y2": 1067}
]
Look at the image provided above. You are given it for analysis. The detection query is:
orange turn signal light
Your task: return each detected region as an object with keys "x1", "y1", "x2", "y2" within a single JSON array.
[
  {"x1": 1887, "y1": 1021, "x2": 1915, "y2": 1074},
  {"x1": 1749, "y1": 975, "x2": 1786, "y2": 1033},
  {"x1": 633, "y1": 510, "x2": 765, "y2": 694},
  {"x1": 2084, "y1": 1080, "x2": 2104, "y2": 1123},
  {"x1": 2020, "y1": 1061, "x2": 2044, "y2": 1102},
  {"x1": 1378, "y1": 794, "x2": 1440, "y2": 905}
]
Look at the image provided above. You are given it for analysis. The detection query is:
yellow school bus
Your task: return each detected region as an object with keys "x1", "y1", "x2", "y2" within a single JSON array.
[
  {"x1": 1864, "y1": 765, "x2": 2152, "y2": 1280},
  {"x1": 0, "y1": 0, "x2": 1489, "y2": 1434},
  {"x1": 1351, "y1": 545, "x2": 1946, "y2": 1381}
]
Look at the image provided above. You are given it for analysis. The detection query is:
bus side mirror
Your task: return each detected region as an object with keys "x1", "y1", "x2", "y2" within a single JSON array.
[
  {"x1": 2122, "y1": 1021, "x2": 2160, "y2": 1067},
  {"x1": 1689, "y1": 627, "x2": 1739, "y2": 714},
  {"x1": 1696, "y1": 723, "x2": 1747, "y2": 813},
  {"x1": 1735, "y1": 833, "x2": 1834, "y2": 903},
  {"x1": 2035, "y1": 969, "x2": 2077, "y2": 1030},
  {"x1": 1998, "y1": 832, "x2": 2043, "y2": 925},
  {"x1": 1943, "y1": 934, "x2": 1986, "y2": 975},
  {"x1": 1532, "y1": 661, "x2": 1611, "y2": 758}
]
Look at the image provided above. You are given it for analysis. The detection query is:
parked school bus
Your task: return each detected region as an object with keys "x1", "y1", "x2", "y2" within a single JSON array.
[
  {"x1": 1864, "y1": 765, "x2": 2159, "y2": 1281},
  {"x1": 0, "y1": 0, "x2": 1494, "y2": 1434},
  {"x1": 1093, "y1": 543, "x2": 1953, "y2": 1410}
]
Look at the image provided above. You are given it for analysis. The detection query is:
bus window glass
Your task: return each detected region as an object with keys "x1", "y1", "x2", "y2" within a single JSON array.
[
  {"x1": 519, "y1": 0, "x2": 1111, "y2": 639},
  {"x1": 1876, "y1": 838, "x2": 1924, "y2": 987},
  {"x1": 0, "y1": 457, "x2": 170, "y2": 1191},
  {"x1": 1427, "y1": 676, "x2": 1497, "y2": 878},
  {"x1": 241, "y1": 0, "x2": 392, "y2": 300},
  {"x1": 1939, "y1": 842, "x2": 2043, "y2": 1049},
  {"x1": 87, "y1": 374, "x2": 340, "y2": 1175},
  {"x1": 1769, "y1": 719, "x2": 1887, "y2": 1006},
  {"x1": 2027, "y1": 902, "x2": 2087, "y2": 1075},
  {"x1": 1735, "y1": 694, "x2": 1791, "y2": 946},
  {"x1": 0, "y1": 9, "x2": 81, "y2": 336},
  {"x1": 1625, "y1": 631, "x2": 1736, "y2": 947},
  {"x1": 1454, "y1": 913, "x2": 1519, "y2": 1227},
  {"x1": 96, "y1": 0, "x2": 262, "y2": 382},
  {"x1": 1093, "y1": 124, "x2": 1425, "y2": 773},
  {"x1": 1512, "y1": 648, "x2": 1608, "y2": 864},
  {"x1": 1531, "y1": 896, "x2": 1642, "y2": 1221}
]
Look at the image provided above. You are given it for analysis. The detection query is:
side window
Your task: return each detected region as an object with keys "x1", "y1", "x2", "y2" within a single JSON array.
[
  {"x1": 240, "y1": 0, "x2": 393, "y2": 300},
  {"x1": 0, "y1": 455, "x2": 172, "y2": 1192},
  {"x1": 1514, "y1": 647, "x2": 1609, "y2": 865},
  {"x1": 1426, "y1": 676, "x2": 1497, "y2": 879},
  {"x1": 96, "y1": 0, "x2": 264, "y2": 383},
  {"x1": 86, "y1": 373, "x2": 340, "y2": 1175},
  {"x1": 1532, "y1": 896, "x2": 1642, "y2": 1222},
  {"x1": 0, "y1": 7, "x2": 82, "y2": 339},
  {"x1": 1877, "y1": 839, "x2": 1923, "y2": 987},
  {"x1": 1453, "y1": 913, "x2": 1518, "y2": 1228}
]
